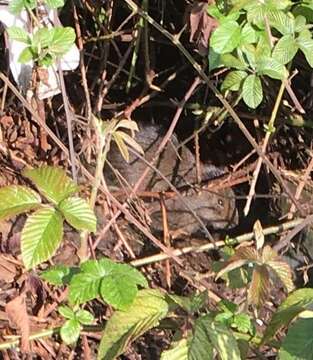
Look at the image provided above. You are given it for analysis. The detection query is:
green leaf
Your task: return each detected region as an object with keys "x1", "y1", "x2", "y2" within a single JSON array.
[
  {"x1": 9, "y1": 0, "x2": 36, "y2": 14},
  {"x1": 32, "y1": 28, "x2": 53, "y2": 48},
  {"x1": 69, "y1": 258, "x2": 147, "y2": 309},
  {"x1": 161, "y1": 337, "x2": 189, "y2": 360},
  {"x1": 297, "y1": 34, "x2": 313, "y2": 68},
  {"x1": 59, "y1": 305, "x2": 75, "y2": 320},
  {"x1": 168, "y1": 292, "x2": 207, "y2": 314},
  {"x1": 60, "y1": 319, "x2": 81, "y2": 345},
  {"x1": 210, "y1": 20, "x2": 241, "y2": 54},
  {"x1": 7, "y1": 26, "x2": 30, "y2": 44},
  {"x1": 49, "y1": 27, "x2": 76, "y2": 55},
  {"x1": 262, "y1": 288, "x2": 313, "y2": 344},
  {"x1": 21, "y1": 207, "x2": 63, "y2": 269},
  {"x1": 189, "y1": 317, "x2": 214, "y2": 359},
  {"x1": 97, "y1": 289, "x2": 169, "y2": 360},
  {"x1": 220, "y1": 53, "x2": 248, "y2": 70},
  {"x1": 279, "y1": 316, "x2": 313, "y2": 359},
  {"x1": 41, "y1": 265, "x2": 79, "y2": 285},
  {"x1": 18, "y1": 47, "x2": 34, "y2": 63},
  {"x1": 221, "y1": 70, "x2": 247, "y2": 91},
  {"x1": 190, "y1": 314, "x2": 241, "y2": 360},
  {"x1": 268, "y1": 11, "x2": 295, "y2": 35},
  {"x1": 75, "y1": 309, "x2": 94, "y2": 325},
  {"x1": 0, "y1": 185, "x2": 41, "y2": 220},
  {"x1": 257, "y1": 56, "x2": 288, "y2": 80},
  {"x1": 23, "y1": 166, "x2": 79, "y2": 205},
  {"x1": 232, "y1": 313, "x2": 252, "y2": 333},
  {"x1": 45, "y1": 0, "x2": 64, "y2": 8},
  {"x1": 241, "y1": 22, "x2": 258, "y2": 44},
  {"x1": 242, "y1": 74, "x2": 263, "y2": 109},
  {"x1": 272, "y1": 35, "x2": 298, "y2": 65},
  {"x1": 59, "y1": 197, "x2": 97, "y2": 232}
]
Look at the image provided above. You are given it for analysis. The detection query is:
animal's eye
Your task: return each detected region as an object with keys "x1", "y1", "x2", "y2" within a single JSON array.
[{"x1": 218, "y1": 199, "x2": 224, "y2": 206}]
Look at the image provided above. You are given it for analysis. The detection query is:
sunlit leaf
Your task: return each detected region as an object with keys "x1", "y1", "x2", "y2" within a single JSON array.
[
  {"x1": 59, "y1": 197, "x2": 97, "y2": 232},
  {"x1": 60, "y1": 319, "x2": 81, "y2": 344},
  {"x1": 210, "y1": 20, "x2": 241, "y2": 54},
  {"x1": 7, "y1": 26, "x2": 30, "y2": 44},
  {"x1": 0, "y1": 185, "x2": 41, "y2": 220},
  {"x1": 21, "y1": 207, "x2": 63, "y2": 269},
  {"x1": 279, "y1": 316, "x2": 313, "y2": 359},
  {"x1": 49, "y1": 27, "x2": 76, "y2": 55},
  {"x1": 45, "y1": 0, "x2": 64, "y2": 8},
  {"x1": 248, "y1": 264, "x2": 270, "y2": 307},
  {"x1": 98, "y1": 289, "x2": 169, "y2": 360},
  {"x1": 191, "y1": 314, "x2": 241, "y2": 360},
  {"x1": 69, "y1": 258, "x2": 147, "y2": 309},
  {"x1": 242, "y1": 74, "x2": 263, "y2": 109},
  {"x1": 23, "y1": 166, "x2": 79, "y2": 205},
  {"x1": 262, "y1": 288, "x2": 313, "y2": 344},
  {"x1": 272, "y1": 35, "x2": 298, "y2": 65},
  {"x1": 161, "y1": 337, "x2": 189, "y2": 360}
]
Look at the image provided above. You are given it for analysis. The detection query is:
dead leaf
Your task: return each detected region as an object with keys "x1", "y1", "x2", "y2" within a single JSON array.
[
  {"x1": 248, "y1": 264, "x2": 270, "y2": 307},
  {"x1": 5, "y1": 293, "x2": 30, "y2": 352},
  {"x1": 0, "y1": 254, "x2": 17, "y2": 283},
  {"x1": 253, "y1": 220, "x2": 264, "y2": 250},
  {"x1": 188, "y1": 1, "x2": 219, "y2": 55}
]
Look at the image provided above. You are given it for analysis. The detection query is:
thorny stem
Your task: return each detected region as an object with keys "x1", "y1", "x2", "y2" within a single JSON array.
[
  {"x1": 0, "y1": 216, "x2": 301, "y2": 351},
  {"x1": 123, "y1": 0, "x2": 304, "y2": 215},
  {"x1": 77, "y1": 118, "x2": 111, "y2": 261},
  {"x1": 244, "y1": 80, "x2": 286, "y2": 216},
  {"x1": 130, "y1": 218, "x2": 304, "y2": 267}
]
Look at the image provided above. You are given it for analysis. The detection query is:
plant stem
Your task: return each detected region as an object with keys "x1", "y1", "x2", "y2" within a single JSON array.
[{"x1": 77, "y1": 118, "x2": 111, "y2": 262}]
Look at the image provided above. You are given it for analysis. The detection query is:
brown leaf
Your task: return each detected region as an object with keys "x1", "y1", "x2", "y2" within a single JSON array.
[
  {"x1": 248, "y1": 264, "x2": 270, "y2": 307},
  {"x1": 5, "y1": 293, "x2": 30, "y2": 352},
  {"x1": 188, "y1": 1, "x2": 219, "y2": 55},
  {"x1": 0, "y1": 254, "x2": 17, "y2": 283}
]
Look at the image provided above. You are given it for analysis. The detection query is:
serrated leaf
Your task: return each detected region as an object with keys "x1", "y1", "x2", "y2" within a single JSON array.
[
  {"x1": 242, "y1": 74, "x2": 263, "y2": 109},
  {"x1": 69, "y1": 258, "x2": 147, "y2": 309},
  {"x1": 58, "y1": 197, "x2": 97, "y2": 232},
  {"x1": 33, "y1": 28, "x2": 53, "y2": 48},
  {"x1": 75, "y1": 309, "x2": 94, "y2": 325},
  {"x1": 221, "y1": 70, "x2": 247, "y2": 92},
  {"x1": 272, "y1": 35, "x2": 298, "y2": 65},
  {"x1": 233, "y1": 313, "x2": 252, "y2": 334},
  {"x1": 297, "y1": 35, "x2": 313, "y2": 68},
  {"x1": 262, "y1": 288, "x2": 313, "y2": 344},
  {"x1": 220, "y1": 53, "x2": 248, "y2": 70},
  {"x1": 268, "y1": 10, "x2": 295, "y2": 35},
  {"x1": 116, "y1": 131, "x2": 144, "y2": 155},
  {"x1": 60, "y1": 319, "x2": 81, "y2": 344},
  {"x1": 279, "y1": 317, "x2": 313, "y2": 359},
  {"x1": 23, "y1": 166, "x2": 79, "y2": 205},
  {"x1": 41, "y1": 265, "x2": 79, "y2": 285},
  {"x1": 216, "y1": 246, "x2": 259, "y2": 280},
  {"x1": 112, "y1": 132, "x2": 131, "y2": 162},
  {"x1": 263, "y1": 246, "x2": 294, "y2": 292},
  {"x1": 241, "y1": 22, "x2": 258, "y2": 44},
  {"x1": 18, "y1": 47, "x2": 34, "y2": 63},
  {"x1": 248, "y1": 264, "x2": 270, "y2": 307},
  {"x1": 210, "y1": 20, "x2": 241, "y2": 54},
  {"x1": 21, "y1": 207, "x2": 63, "y2": 269},
  {"x1": 59, "y1": 305, "x2": 75, "y2": 320},
  {"x1": 161, "y1": 337, "x2": 188, "y2": 360},
  {"x1": 0, "y1": 185, "x2": 41, "y2": 220},
  {"x1": 254, "y1": 220, "x2": 264, "y2": 250},
  {"x1": 45, "y1": 0, "x2": 64, "y2": 8},
  {"x1": 97, "y1": 289, "x2": 169, "y2": 360},
  {"x1": 191, "y1": 315, "x2": 241, "y2": 360},
  {"x1": 9, "y1": 0, "x2": 36, "y2": 14},
  {"x1": 257, "y1": 56, "x2": 288, "y2": 80},
  {"x1": 7, "y1": 26, "x2": 30, "y2": 44},
  {"x1": 49, "y1": 27, "x2": 76, "y2": 55}
]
